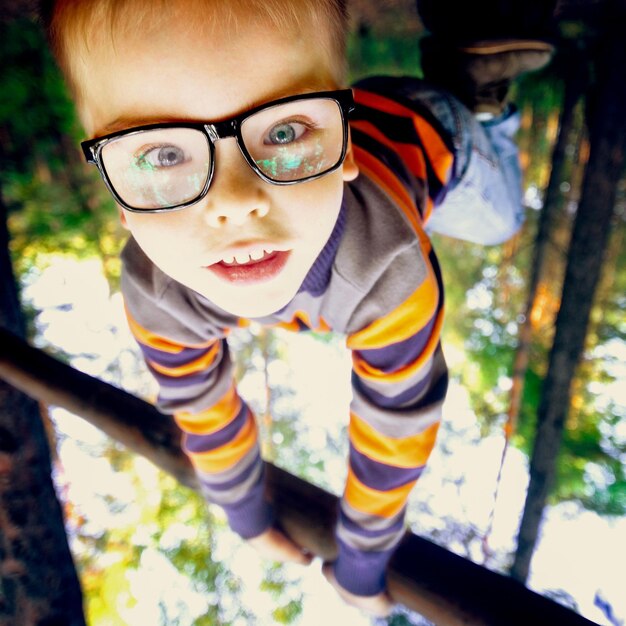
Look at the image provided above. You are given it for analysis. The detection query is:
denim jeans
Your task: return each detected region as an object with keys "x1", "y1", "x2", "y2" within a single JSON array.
[
  {"x1": 416, "y1": 83, "x2": 524, "y2": 244},
  {"x1": 355, "y1": 76, "x2": 524, "y2": 245}
]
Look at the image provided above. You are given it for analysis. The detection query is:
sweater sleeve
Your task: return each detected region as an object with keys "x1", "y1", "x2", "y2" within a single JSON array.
[
  {"x1": 332, "y1": 240, "x2": 447, "y2": 597},
  {"x1": 331, "y1": 80, "x2": 456, "y2": 596},
  {"x1": 119, "y1": 242, "x2": 274, "y2": 539}
]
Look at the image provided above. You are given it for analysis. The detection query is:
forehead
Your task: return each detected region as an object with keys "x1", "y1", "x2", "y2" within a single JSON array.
[{"x1": 77, "y1": 8, "x2": 339, "y2": 137}]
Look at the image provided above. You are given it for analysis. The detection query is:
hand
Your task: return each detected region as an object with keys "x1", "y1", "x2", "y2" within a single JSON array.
[
  {"x1": 322, "y1": 562, "x2": 394, "y2": 618},
  {"x1": 247, "y1": 526, "x2": 314, "y2": 565}
]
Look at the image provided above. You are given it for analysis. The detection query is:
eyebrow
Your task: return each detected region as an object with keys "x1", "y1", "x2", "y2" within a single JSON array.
[
  {"x1": 94, "y1": 83, "x2": 335, "y2": 138},
  {"x1": 96, "y1": 116, "x2": 179, "y2": 137}
]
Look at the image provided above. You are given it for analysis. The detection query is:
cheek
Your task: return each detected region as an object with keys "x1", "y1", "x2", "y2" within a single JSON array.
[
  {"x1": 123, "y1": 213, "x2": 190, "y2": 263},
  {"x1": 288, "y1": 176, "x2": 344, "y2": 231}
]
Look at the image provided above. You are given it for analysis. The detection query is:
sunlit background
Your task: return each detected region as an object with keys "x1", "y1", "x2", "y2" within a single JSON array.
[{"x1": 3, "y1": 1, "x2": 625, "y2": 624}]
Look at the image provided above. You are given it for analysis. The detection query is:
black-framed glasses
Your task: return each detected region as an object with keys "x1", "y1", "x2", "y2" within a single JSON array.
[{"x1": 81, "y1": 89, "x2": 355, "y2": 213}]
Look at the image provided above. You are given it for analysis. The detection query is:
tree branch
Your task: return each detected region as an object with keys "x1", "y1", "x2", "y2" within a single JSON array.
[{"x1": 0, "y1": 328, "x2": 596, "y2": 626}]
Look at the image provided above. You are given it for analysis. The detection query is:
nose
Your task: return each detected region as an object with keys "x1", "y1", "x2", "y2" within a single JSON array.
[{"x1": 203, "y1": 139, "x2": 270, "y2": 228}]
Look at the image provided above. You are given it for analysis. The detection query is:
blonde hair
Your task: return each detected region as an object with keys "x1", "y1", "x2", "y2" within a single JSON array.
[{"x1": 44, "y1": 0, "x2": 349, "y2": 109}]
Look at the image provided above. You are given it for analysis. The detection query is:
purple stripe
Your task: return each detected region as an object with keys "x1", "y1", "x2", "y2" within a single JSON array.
[
  {"x1": 150, "y1": 365, "x2": 216, "y2": 388},
  {"x1": 333, "y1": 538, "x2": 394, "y2": 596},
  {"x1": 298, "y1": 200, "x2": 346, "y2": 297},
  {"x1": 356, "y1": 312, "x2": 438, "y2": 372},
  {"x1": 139, "y1": 342, "x2": 217, "y2": 369},
  {"x1": 350, "y1": 444, "x2": 424, "y2": 491},
  {"x1": 184, "y1": 404, "x2": 249, "y2": 453},
  {"x1": 339, "y1": 509, "x2": 405, "y2": 539},
  {"x1": 352, "y1": 371, "x2": 431, "y2": 408},
  {"x1": 221, "y1": 464, "x2": 275, "y2": 539},
  {"x1": 199, "y1": 451, "x2": 262, "y2": 492}
]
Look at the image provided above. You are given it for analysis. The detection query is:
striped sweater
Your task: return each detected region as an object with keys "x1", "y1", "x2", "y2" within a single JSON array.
[{"x1": 121, "y1": 77, "x2": 467, "y2": 597}]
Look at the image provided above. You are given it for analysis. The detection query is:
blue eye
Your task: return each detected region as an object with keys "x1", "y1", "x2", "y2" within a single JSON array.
[
  {"x1": 137, "y1": 144, "x2": 187, "y2": 169},
  {"x1": 266, "y1": 122, "x2": 307, "y2": 145}
]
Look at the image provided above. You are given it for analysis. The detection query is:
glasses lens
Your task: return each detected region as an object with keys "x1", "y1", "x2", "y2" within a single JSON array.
[
  {"x1": 241, "y1": 98, "x2": 344, "y2": 182},
  {"x1": 100, "y1": 128, "x2": 211, "y2": 210}
]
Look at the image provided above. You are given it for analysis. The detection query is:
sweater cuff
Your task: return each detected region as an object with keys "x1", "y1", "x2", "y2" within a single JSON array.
[
  {"x1": 333, "y1": 538, "x2": 394, "y2": 596},
  {"x1": 219, "y1": 474, "x2": 275, "y2": 539}
]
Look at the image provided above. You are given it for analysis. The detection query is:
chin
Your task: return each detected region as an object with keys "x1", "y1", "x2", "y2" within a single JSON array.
[
  {"x1": 206, "y1": 281, "x2": 299, "y2": 318},
  {"x1": 217, "y1": 297, "x2": 291, "y2": 319}
]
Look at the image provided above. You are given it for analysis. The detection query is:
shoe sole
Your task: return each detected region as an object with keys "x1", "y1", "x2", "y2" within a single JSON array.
[{"x1": 460, "y1": 39, "x2": 555, "y2": 55}]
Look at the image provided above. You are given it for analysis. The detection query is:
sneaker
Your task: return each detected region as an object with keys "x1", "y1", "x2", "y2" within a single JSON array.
[
  {"x1": 416, "y1": 0, "x2": 559, "y2": 45},
  {"x1": 420, "y1": 36, "x2": 554, "y2": 115}
]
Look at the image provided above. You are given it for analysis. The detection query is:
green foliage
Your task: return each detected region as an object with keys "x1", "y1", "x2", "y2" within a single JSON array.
[
  {"x1": 434, "y1": 180, "x2": 626, "y2": 518},
  {"x1": 348, "y1": 28, "x2": 422, "y2": 83},
  {"x1": 260, "y1": 564, "x2": 304, "y2": 624},
  {"x1": 1, "y1": 16, "x2": 123, "y2": 287},
  {"x1": 4, "y1": 4, "x2": 625, "y2": 622}
]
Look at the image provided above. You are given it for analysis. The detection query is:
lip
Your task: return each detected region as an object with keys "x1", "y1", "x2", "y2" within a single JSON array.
[{"x1": 207, "y1": 250, "x2": 291, "y2": 284}]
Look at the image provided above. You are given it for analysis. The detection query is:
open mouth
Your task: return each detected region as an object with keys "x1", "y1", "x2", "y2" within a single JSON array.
[{"x1": 207, "y1": 249, "x2": 291, "y2": 284}]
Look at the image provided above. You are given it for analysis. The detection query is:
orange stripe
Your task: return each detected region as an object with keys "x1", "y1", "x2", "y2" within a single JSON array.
[
  {"x1": 395, "y1": 141, "x2": 428, "y2": 181},
  {"x1": 351, "y1": 119, "x2": 428, "y2": 181},
  {"x1": 353, "y1": 146, "x2": 420, "y2": 235},
  {"x1": 124, "y1": 305, "x2": 214, "y2": 353},
  {"x1": 351, "y1": 119, "x2": 399, "y2": 152},
  {"x1": 347, "y1": 268, "x2": 439, "y2": 351},
  {"x1": 349, "y1": 413, "x2": 440, "y2": 469},
  {"x1": 355, "y1": 89, "x2": 419, "y2": 119},
  {"x1": 354, "y1": 89, "x2": 453, "y2": 186},
  {"x1": 352, "y1": 306, "x2": 443, "y2": 384},
  {"x1": 424, "y1": 196, "x2": 434, "y2": 223},
  {"x1": 275, "y1": 311, "x2": 331, "y2": 333},
  {"x1": 344, "y1": 467, "x2": 416, "y2": 518},
  {"x1": 187, "y1": 412, "x2": 257, "y2": 473},
  {"x1": 412, "y1": 117, "x2": 454, "y2": 185},
  {"x1": 277, "y1": 319, "x2": 302, "y2": 332},
  {"x1": 174, "y1": 385, "x2": 241, "y2": 435},
  {"x1": 149, "y1": 341, "x2": 220, "y2": 377}
]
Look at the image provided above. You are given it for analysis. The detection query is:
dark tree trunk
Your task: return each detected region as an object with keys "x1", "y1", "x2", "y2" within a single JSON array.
[
  {"x1": 506, "y1": 51, "x2": 587, "y2": 432},
  {"x1": 0, "y1": 191, "x2": 86, "y2": 625},
  {"x1": 510, "y1": 5, "x2": 626, "y2": 583},
  {"x1": 0, "y1": 327, "x2": 597, "y2": 626},
  {"x1": 482, "y1": 50, "x2": 587, "y2": 562}
]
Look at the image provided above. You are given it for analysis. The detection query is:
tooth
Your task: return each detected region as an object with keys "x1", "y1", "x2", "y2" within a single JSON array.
[
  {"x1": 250, "y1": 249, "x2": 264, "y2": 261},
  {"x1": 234, "y1": 253, "x2": 250, "y2": 264},
  {"x1": 223, "y1": 256, "x2": 235, "y2": 265},
  {"x1": 263, "y1": 249, "x2": 274, "y2": 256}
]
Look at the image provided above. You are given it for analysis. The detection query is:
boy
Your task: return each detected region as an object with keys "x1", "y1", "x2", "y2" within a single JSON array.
[{"x1": 44, "y1": 0, "x2": 552, "y2": 616}]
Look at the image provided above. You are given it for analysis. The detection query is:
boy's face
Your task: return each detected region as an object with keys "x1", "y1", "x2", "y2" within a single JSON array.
[{"x1": 80, "y1": 11, "x2": 358, "y2": 318}]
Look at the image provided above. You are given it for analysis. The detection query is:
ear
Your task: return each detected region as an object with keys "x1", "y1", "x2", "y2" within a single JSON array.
[
  {"x1": 342, "y1": 132, "x2": 359, "y2": 182},
  {"x1": 118, "y1": 207, "x2": 130, "y2": 230}
]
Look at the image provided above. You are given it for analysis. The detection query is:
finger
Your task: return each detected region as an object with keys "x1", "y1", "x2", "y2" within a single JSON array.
[
  {"x1": 250, "y1": 528, "x2": 314, "y2": 565},
  {"x1": 272, "y1": 530, "x2": 315, "y2": 565},
  {"x1": 322, "y1": 562, "x2": 336, "y2": 583}
]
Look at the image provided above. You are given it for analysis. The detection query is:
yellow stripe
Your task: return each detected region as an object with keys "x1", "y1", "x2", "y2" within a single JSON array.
[
  {"x1": 187, "y1": 412, "x2": 257, "y2": 473},
  {"x1": 344, "y1": 467, "x2": 416, "y2": 518},
  {"x1": 149, "y1": 341, "x2": 220, "y2": 377},
  {"x1": 174, "y1": 385, "x2": 241, "y2": 435},
  {"x1": 352, "y1": 306, "x2": 444, "y2": 384},
  {"x1": 124, "y1": 305, "x2": 214, "y2": 353},
  {"x1": 349, "y1": 413, "x2": 440, "y2": 469},
  {"x1": 347, "y1": 268, "x2": 440, "y2": 351}
]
